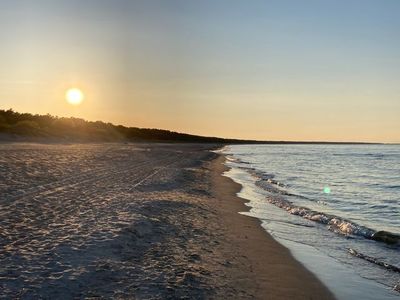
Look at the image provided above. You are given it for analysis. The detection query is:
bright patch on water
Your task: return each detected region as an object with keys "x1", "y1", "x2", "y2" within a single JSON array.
[
  {"x1": 223, "y1": 144, "x2": 400, "y2": 299},
  {"x1": 323, "y1": 187, "x2": 331, "y2": 194}
]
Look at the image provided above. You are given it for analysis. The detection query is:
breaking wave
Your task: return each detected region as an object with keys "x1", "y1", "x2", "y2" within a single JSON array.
[
  {"x1": 241, "y1": 167, "x2": 400, "y2": 246},
  {"x1": 348, "y1": 248, "x2": 400, "y2": 273}
]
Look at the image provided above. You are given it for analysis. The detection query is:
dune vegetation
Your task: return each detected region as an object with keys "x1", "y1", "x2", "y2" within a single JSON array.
[{"x1": 0, "y1": 109, "x2": 250, "y2": 143}]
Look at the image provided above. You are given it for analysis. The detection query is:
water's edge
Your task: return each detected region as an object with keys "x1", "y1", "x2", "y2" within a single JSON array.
[{"x1": 221, "y1": 157, "x2": 399, "y2": 300}]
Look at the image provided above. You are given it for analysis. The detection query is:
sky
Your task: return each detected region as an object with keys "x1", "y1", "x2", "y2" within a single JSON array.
[{"x1": 0, "y1": 0, "x2": 399, "y2": 142}]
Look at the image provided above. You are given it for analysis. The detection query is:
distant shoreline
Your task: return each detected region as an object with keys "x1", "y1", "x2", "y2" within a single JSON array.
[
  {"x1": 0, "y1": 132, "x2": 383, "y2": 146},
  {"x1": 0, "y1": 109, "x2": 385, "y2": 144}
]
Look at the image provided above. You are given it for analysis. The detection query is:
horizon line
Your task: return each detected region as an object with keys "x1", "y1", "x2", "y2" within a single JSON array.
[{"x1": 1, "y1": 108, "x2": 398, "y2": 145}]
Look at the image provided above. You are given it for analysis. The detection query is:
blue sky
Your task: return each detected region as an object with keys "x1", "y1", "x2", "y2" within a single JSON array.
[{"x1": 1, "y1": 0, "x2": 399, "y2": 142}]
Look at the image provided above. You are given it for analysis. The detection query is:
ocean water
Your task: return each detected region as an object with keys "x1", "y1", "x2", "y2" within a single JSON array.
[{"x1": 222, "y1": 144, "x2": 399, "y2": 299}]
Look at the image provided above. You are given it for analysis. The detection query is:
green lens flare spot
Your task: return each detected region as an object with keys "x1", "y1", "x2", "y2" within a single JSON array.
[{"x1": 323, "y1": 187, "x2": 331, "y2": 194}]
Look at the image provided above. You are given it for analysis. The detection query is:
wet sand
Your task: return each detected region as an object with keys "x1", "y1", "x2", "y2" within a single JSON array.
[
  {"x1": 209, "y1": 155, "x2": 335, "y2": 299},
  {"x1": 0, "y1": 143, "x2": 334, "y2": 299}
]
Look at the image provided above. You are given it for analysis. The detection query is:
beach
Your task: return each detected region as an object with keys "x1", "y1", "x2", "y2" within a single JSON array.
[
  {"x1": 0, "y1": 143, "x2": 334, "y2": 299},
  {"x1": 223, "y1": 144, "x2": 400, "y2": 299}
]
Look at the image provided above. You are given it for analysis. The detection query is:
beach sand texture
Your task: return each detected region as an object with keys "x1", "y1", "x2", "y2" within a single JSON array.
[{"x1": 0, "y1": 143, "x2": 334, "y2": 299}]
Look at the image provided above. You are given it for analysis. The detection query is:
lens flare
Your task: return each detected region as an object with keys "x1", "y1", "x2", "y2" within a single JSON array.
[{"x1": 323, "y1": 187, "x2": 331, "y2": 194}]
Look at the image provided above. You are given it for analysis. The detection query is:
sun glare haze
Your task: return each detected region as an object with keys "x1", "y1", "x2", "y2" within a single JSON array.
[
  {"x1": 66, "y1": 88, "x2": 84, "y2": 105},
  {"x1": 0, "y1": 0, "x2": 399, "y2": 143}
]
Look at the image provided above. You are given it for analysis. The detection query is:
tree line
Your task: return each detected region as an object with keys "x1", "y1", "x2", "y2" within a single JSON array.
[
  {"x1": 0, "y1": 109, "x2": 375, "y2": 144},
  {"x1": 0, "y1": 109, "x2": 249, "y2": 143}
]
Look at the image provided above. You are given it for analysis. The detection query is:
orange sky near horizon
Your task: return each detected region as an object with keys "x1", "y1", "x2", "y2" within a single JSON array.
[{"x1": 1, "y1": 1, "x2": 399, "y2": 143}]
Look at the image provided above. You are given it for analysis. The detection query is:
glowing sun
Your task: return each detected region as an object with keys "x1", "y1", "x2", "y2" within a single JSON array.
[{"x1": 66, "y1": 88, "x2": 84, "y2": 105}]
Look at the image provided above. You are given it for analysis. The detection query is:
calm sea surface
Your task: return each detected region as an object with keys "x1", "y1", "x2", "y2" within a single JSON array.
[{"x1": 223, "y1": 144, "x2": 399, "y2": 299}]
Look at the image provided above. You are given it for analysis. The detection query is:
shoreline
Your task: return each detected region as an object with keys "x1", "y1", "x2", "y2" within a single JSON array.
[
  {"x1": 219, "y1": 146, "x2": 400, "y2": 300},
  {"x1": 209, "y1": 153, "x2": 335, "y2": 299},
  {"x1": 1, "y1": 142, "x2": 335, "y2": 299}
]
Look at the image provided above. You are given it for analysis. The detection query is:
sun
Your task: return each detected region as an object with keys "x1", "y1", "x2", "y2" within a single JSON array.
[{"x1": 66, "y1": 88, "x2": 84, "y2": 105}]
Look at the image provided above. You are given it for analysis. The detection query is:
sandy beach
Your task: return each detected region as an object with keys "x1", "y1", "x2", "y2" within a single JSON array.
[{"x1": 0, "y1": 143, "x2": 334, "y2": 299}]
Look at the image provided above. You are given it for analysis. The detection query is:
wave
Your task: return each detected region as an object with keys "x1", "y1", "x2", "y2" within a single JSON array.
[
  {"x1": 262, "y1": 192, "x2": 376, "y2": 238},
  {"x1": 386, "y1": 185, "x2": 400, "y2": 189},
  {"x1": 242, "y1": 167, "x2": 288, "y2": 188},
  {"x1": 267, "y1": 193, "x2": 400, "y2": 245},
  {"x1": 239, "y1": 167, "x2": 400, "y2": 246},
  {"x1": 332, "y1": 153, "x2": 387, "y2": 158},
  {"x1": 371, "y1": 231, "x2": 400, "y2": 245},
  {"x1": 225, "y1": 155, "x2": 251, "y2": 165},
  {"x1": 348, "y1": 248, "x2": 400, "y2": 274}
]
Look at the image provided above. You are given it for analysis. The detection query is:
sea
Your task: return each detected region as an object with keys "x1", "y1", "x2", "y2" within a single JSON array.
[{"x1": 222, "y1": 144, "x2": 399, "y2": 300}]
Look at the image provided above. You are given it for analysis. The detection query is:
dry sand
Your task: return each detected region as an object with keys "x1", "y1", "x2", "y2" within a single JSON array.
[{"x1": 0, "y1": 143, "x2": 334, "y2": 299}]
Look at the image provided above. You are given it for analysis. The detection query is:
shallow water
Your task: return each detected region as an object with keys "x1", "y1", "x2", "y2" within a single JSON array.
[{"x1": 223, "y1": 144, "x2": 399, "y2": 298}]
